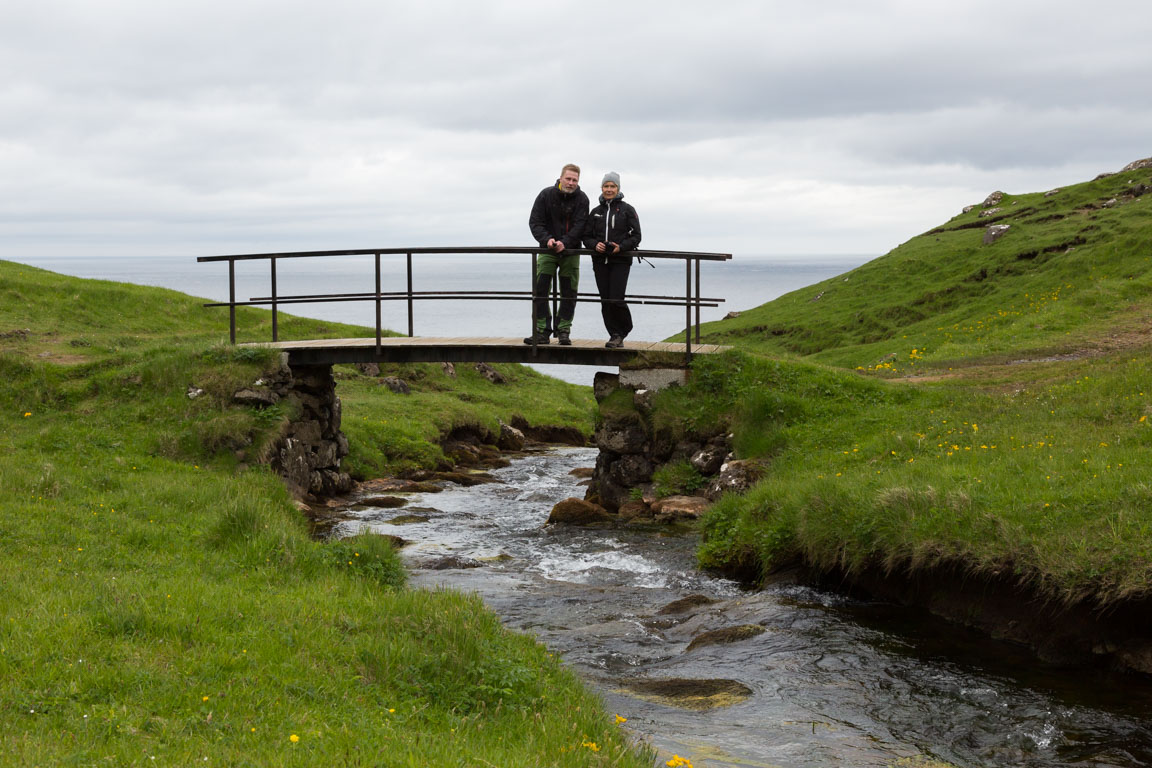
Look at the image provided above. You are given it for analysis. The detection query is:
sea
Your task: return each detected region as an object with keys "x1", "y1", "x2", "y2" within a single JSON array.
[{"x1": 7, "y1": 251, "x2": 872, "y2": 385}]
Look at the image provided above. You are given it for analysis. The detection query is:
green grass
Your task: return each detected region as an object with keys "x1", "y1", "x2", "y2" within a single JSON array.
[
  {"x1": 0, "y1": 259, "x2": 646, "y2": 766},
  {"x1": 682, "y1": 352, "x2": 1152, "y2": 604},
  {"x1": 657, "y1": 167, "x2": 1152, "y2": 607},
  {"x1": 700, "y1": 170, "x2": 1152, "y2": 371},
  {"x1": 337, "y1": 362, "x2": 592, "y2": 478}
]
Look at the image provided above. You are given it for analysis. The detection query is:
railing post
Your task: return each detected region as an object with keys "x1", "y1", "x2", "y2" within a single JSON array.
[
  {"x1": 684, "y1": 256, "x2": 693, "y2": 365},
  {"x1": 375, "y1": 253, "x2": 382, "y2": 356},
  {"x1": 551, "y1": 272, "x2": 558, "y2": 337},
  {"x1": 694, "y1": 257, "x2": 701, "y2": 344},
  {"x1": 406, "y1": 252, "x2": 414, "y2": 337},
  {"x1": 228, "y1": 259, "x2": 236, "y2": 344},
  {"x1": 270, "y1": 257, "x2": 278, "y2": 342},
  {"x1": 530, "y1": 253, "x2": 539, "y2": 355}
]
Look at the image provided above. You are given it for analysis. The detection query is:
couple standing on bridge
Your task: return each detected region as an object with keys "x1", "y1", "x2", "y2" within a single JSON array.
[{"x1": 525, "y1": 163, "x2": 642, "y2": 349}]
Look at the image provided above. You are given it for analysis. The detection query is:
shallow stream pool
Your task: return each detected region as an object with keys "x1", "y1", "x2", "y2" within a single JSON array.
[{"x1": 334, "y1": 447, "x2": 1152, "y2": 767}]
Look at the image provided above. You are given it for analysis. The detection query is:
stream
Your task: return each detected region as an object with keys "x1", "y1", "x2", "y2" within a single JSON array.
[{"x1": 333, "y1": 447, "x2": 1152, "y2": 767}]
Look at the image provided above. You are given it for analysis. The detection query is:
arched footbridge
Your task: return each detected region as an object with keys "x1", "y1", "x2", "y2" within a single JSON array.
[{"x1": 197, "y1": 247, "x2": 732, "y2": 368}]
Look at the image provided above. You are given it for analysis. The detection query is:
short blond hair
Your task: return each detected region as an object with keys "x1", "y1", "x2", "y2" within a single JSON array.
[{"x1": 561, "y1": 163, "x2": 581, "y2": 177}]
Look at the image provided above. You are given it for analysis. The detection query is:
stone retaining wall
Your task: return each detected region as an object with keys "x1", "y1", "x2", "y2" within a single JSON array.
[
  {"x1": 586, "y1": 371, "x2": 755, "y2": 512},
  {"x1": 234, "y1": 355, "x2": 351, "y2": 498}
]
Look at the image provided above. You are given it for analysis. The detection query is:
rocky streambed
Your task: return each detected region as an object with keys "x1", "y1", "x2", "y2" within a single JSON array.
[{"x1": 321, "y1": 446, "x2": 1152, "y2": 768}]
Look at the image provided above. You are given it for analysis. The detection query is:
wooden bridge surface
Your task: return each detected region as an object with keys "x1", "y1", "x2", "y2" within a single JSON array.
[{"x1": 247, "y1": 336, "x2": 729, "y2": 367}]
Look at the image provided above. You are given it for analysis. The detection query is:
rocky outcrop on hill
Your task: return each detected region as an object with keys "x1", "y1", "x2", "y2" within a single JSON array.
[{"x1": 983, "y1": 224, "x2": 1011, "y2": 244}]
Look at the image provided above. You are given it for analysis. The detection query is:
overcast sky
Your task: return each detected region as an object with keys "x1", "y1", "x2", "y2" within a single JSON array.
[{"x1": 2, "y1": 0, "x2": 1150, "y2": 264}]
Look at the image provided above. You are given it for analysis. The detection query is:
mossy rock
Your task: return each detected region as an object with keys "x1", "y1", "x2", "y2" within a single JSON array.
[
  {"x1": 356, "y1": 495, "x2": 408, "y2": 508},
  {"x1": 619, "y1": 677, "x2": 752, "y2": 710},
  {"x1": 686, "y1": 624, "x2": 766, "y2": 652},
  {"x1": 384, "y1": 514, "x2": 431, "y2": 525},
  {"x1": 656, "y1": 594, "x2": 718, "y2": 615}
]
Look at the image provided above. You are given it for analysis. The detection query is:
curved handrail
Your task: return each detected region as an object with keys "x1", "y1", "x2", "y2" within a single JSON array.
[{"x1": 196, "y1": 246, "x2": 732, "y2": 361}]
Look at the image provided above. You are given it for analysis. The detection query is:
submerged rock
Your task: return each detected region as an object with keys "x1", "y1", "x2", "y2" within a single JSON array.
[
  {"x1": 426, "y1": 555, "x2": 483, "y2": 570},
  {"x1": 657, "y1": 594, "x2": 719, "y2": 615},
  {"x1": 357, "y1": 478, "x2": 444, "y2": 494},
  {"x1": 384, "y1": 514, "x2": 431, "y2": 525},
  {"x1": 357, "y1": 495, "x2": 408, "y2": 508},
  {"x1": 409, "y1": 470, "x2": 499, "y2": 487},
  {"x1": 686, "y1": 624, "x2": 766, "y2": 652},
  {"x1": 619, "y1": 677, "x2": 753, "y2": 711}
]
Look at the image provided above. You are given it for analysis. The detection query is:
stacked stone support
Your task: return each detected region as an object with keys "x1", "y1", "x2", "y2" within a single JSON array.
[
  {"x1": 587, "y1": 370, "x2": 747, "y2": 512},
  {"x1": 237, "y1": 354, "x2": 352, "y2": 498}
]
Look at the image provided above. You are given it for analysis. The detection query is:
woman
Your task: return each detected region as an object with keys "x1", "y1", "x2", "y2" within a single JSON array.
[{"x1": 583, "y1": 171, "x2": 642, "y2": 348}]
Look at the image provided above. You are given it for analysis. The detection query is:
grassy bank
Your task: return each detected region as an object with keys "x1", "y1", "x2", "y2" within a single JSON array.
[
  {"x1": 0, "y1": 260, "x2": 645, "y2": 766},
  {"x1": 672, "y1": 164, "x2": 1152, "y2": 608}
]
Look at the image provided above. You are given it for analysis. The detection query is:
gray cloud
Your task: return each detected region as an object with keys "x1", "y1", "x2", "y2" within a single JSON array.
[{"x1": 1, "y1": 0, "x2": 1150, "y2": 262}]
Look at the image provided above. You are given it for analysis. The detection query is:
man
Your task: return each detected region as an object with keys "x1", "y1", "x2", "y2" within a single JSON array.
[
  {"x1": 526, "y1": 163, "x2": 589, "y2": 345},
  {"x1": 583, "y1": 171, "x2": 641, "y2": 348}
]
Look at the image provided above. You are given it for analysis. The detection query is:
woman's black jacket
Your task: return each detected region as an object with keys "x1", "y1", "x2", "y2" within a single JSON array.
[{"x1": 582, "y1": 193, "x2": 641, "y2": 258}]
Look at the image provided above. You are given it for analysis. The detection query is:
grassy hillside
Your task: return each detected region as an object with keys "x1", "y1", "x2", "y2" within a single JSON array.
[
  {"x1": 0, "y1": 260, "x2": 644, "y2": 766},
  {"x1": 704, "y1": 168, "x2": 1152, "y2": 371},
  {"x1": 675, "y1": 162, "x2": 1152, "y2": 606}
]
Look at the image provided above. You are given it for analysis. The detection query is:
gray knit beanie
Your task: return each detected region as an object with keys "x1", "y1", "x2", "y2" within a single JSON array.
[{"x1": 601, "y1": 171, "x2": 620, "y2": 187}]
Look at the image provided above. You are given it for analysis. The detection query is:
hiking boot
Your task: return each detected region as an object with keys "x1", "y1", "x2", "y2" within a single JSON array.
[
  {"x1": 523, "y1": 333, "x2": 550, "y2": 345},
  {"x1": 557, "y1": 331, "x2": 572, "y2": 346},
  {"x1": 605, "y1": 335, "x2": 624, "y2": 349}
]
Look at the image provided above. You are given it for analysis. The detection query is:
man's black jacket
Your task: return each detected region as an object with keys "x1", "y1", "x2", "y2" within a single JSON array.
[{"x1": 529, "y1": 181, "x2": 590, "y2": 250}]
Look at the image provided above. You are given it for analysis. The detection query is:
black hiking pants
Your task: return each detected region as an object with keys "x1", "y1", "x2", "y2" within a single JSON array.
[{"x1": 592, "y1": 255, "x2": 632, "y2": 339}]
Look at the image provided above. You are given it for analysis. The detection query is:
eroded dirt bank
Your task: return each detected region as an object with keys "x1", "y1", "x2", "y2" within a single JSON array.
[{"x1": 777, "y1": 559, "x2": 1152, "y2": 676}]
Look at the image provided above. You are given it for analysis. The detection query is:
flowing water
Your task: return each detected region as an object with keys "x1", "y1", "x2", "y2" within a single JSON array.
[{"x1": 337, "y1": 447, "x2": 1152, "y2": 767}]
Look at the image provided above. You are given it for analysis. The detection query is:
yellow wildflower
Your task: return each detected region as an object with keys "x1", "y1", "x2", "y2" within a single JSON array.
[{"x1": 290, "y1": 734, "x2": 300, "y2": 743}]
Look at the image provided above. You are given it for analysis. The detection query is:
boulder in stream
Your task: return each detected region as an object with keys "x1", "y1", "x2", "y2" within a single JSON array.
[
  {"x1": 426, "y1": 555, "x2": 484, "y2": 570},
  {"x1": 356, "y1": 495, "x2": 408, "y2": 508},
  {"x1": 547, "y1": 498, "x2": 613, "y2": 525},
  {"x1": 384, "y1": 514, "x2": 431, "y2": 525},
  {"x1": 619, "y1": 677, "x2": 753, "y2": 711},
  {"x1": 657, "y1": 594, "x2": 719, "y2": 615},
  {"x1": 686, "y1": 624, "x2": 767, "y2": 652}
]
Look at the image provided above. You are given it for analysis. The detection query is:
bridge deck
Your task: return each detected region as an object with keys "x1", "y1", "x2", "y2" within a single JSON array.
[{"x1": 247, "y1": 336, "x2": 729, "y2": 366}]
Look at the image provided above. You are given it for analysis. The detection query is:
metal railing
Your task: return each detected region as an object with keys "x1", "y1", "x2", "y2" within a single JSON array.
[{"x1": 196, "y1": 246, "x2": 731, "y2": 360}]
